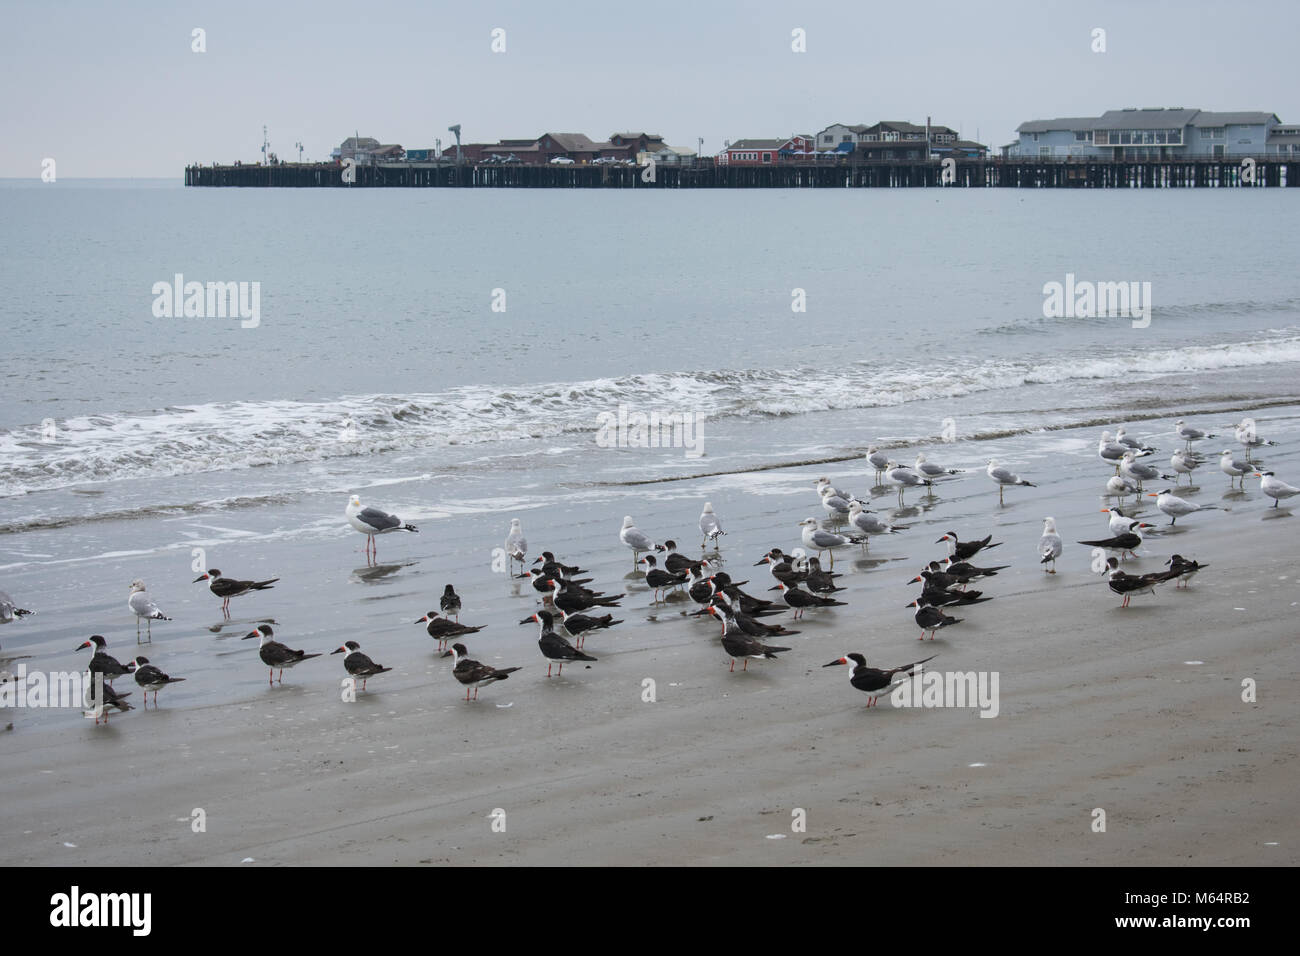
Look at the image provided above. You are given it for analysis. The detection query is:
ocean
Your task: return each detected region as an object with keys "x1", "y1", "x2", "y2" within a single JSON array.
[{"x1": 2, "y1": 179, "x2": 1298, "y2": 724}]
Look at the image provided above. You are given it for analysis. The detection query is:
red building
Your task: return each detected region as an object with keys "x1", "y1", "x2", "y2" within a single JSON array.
[{"x1": 718, "y1": 136, "x2": 814, "y2": 165}]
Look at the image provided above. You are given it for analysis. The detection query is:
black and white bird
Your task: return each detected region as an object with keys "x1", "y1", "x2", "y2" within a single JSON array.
[
  {"x1": 906, "y1": 600, "x2": 962, "y2": 640},
  {"x1": 525, "y1": 610, "x2": 596, "y2": 677},
  {"x1": 540, "y1": 579, "x2": 623, "y2": 614},
  {"x1": 127, "y1": 579, "x2": 170, "y2": 643},
  {"x1": 941, "y1": 557, "x2": 1008, "y2": 579},
  {"x1": 75, "y1": 635, "x2": 130, "y2": 683},
  {"x1": 936, "y1": 532, "x2": 1001, "y2": 562},
  {"x1": 768, "y1": 582, "x2": 847, "y2": 619},
  {"x1": 1159, "y1": 554, "x2": 1208, "y2": 589},
  {"x1": 1255, "y1": 471, "x2": 1299, "y2": 507},
  {"x1": 441, "y1": 642, "x2": 520, "y2": 700},
  {"x1": 241, "y1": 624, "x2": 321, "y2": 685},
  {"x1": 504, "y1": 518, "x2": 528, "y2": 575},
  {"x1": 661, "y1": 540, "x2": 707, "y2": 576},
  {"x1": 416, "y1": 611, "x2": 486, "y2": 651},
  {"x1": 640, "y1": 554, "x2": 688, "y2": 602},
  {"x1": 704, "y1": 601, "x2": 800, "y2": 640},
  {"x1": 86, "y1": 682, "x2": 133, "y2": 724},
  {"x1": 127, "y1": 655, "x2": 186, "y2": 707},
  {"x1": 193, "y1": 568, "x2": 279, "y2": 617},
  {"x1": 345, "y1": 494, "x2": 418, "y2": 560},
  {"x1": 1104, "y1": 558, "x2": 1164, "y2": 607},
  {"x1": 531, "y1": 552, "x2": 586, "y2": 579},
  {"x1": 0, "y1": 590, "x2": 33, "y2": 625},
  {"x1": 823, "y1": 653, "x2": 936, "y2": 707},
  {"x1": 803, "y1": 556, "x2": 845, "y2": 595},
  {"x1": 1039, "y1": 517, "x2": 1062, "y2": 573},
  {"x1": 439, "y1": 584, "x2": 462, "y2": 622},
  {"x1": 1148, "y1": 488, "x2": 1216, "y2": 526},
  {"x1": 556, "y1": 607, "x2": 622, "y2": 650},
  {"x1": 987, "y1": 460, "x2": 1035, "y2": 503},
  {"x1": 699, "y1": 501, "x2": 725, "y2": 549},
  {"x1": 1078, "y1": 521, "x2": 1146, "y2": 560},
  {"x1": 706, "y1": 606, "x2": 791, "y2": 672},
  {"x1": 331, "y1": 640, "x2": 391, "y2": 691}
]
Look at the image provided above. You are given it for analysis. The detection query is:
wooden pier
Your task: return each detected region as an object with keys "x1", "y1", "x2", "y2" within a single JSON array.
[{"x1": 185, "y1": 157, "x2": 1297, "y2": 189}]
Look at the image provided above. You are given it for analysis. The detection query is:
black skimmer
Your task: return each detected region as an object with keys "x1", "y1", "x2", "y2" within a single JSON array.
[
  {"x1": 193, "y1": 569, "x2": 278, "y2": 617},
  {"x1": 345, "y1": 494, "x2": 418, "y2": 561},
  {"x1": 823, "y1": 653, "x2": 936, "y2": 707},
  {"x1": 440, "y1": 585, "x2": 462, "y2": 622},
  {"x1": 504, "y1": 518, "x2": 528, "y2": 575},
  {"x1": 914, "y1": 453, "x2": 962, "y2": 479},
  {"x1": 768, "y1": 582, "x2": 847, "y2": 619},
  {"x1": 1078, "y1": 521, "x2": 1145, "y2": 560},
  {"x1": 705, "y1": 603, "x2": 800, "y2": 640},
  {"x1": 441, "y1": 642, "x2": 520, "y2": 700},
  {"x1": 619, "y1": 516, "x2": 657, "y2": 569},
  {"x1": 687, "y1": 566, "x2": 716, "y2": 607},
  {"x1": 331, "y1": 640, "x2": 391, "y2": 691},
  {"x1": 798, "y1": 518, "x2": 855, "y2": 569},
  {"x1": 986, "y1": 460, "x2": 1035, "y2": 504},
  {"x1": 1256, "y1": 471, "x2": 1299, "y2": 507},
  {"x1": 416, "y1": 612, "x2": 486, "y2": 651},
  {"x1": 241, "y1": 624, "x2": 321, "y2": 685},
  {"x1": 1039, "y1": 517, "x2": 1063, "y2": 573},
  {"x1": 936, "y1": 532, "x2": 1001, "y2": 561},
  {"x1": 127, "y1": 655, "x2": 186, "y2": 707},
  {"x1": 528, "y1": 566, "x2": 596, "y2": 594},
  {"x1": 907, "y1": 600, "x2": 962, "y2": 640},
  {"x1": 754, "y1": 550, "x2": 809, "y2": 587},
  {"x1": 531, "y1": 552, "x2": 586, "y2": 578},
  {"x1": 803, "y1": 557, "x2": 845, "y2": 595},
  {"x1": 541, "y1": 579, "x2": 623, "y2": 614},
  {"x1": 556, "y1": 607, "x2": 622, "y2": 650},
  {"x1": 87, "y1": 681, "x2": 133, "y2": 724},
  {"x1": 525, "y1": 610, "x2": 595, "y2": 677},
  {"x1": 885, "y1": 461, "x2": 932, "y2": 504},
  {"x1": 75, "y1": 635, "x2": 130, "y2": 683},
  {"x1": 699, "y1": 502, "x2": 724, "y2": 549},
  {"x1": 640, "y1": 554, "x2": 688, "y2": 601},
  {"x1": 127, "y1": 579, "x2": 170, "y2": 643},
  {"x1": 1175, "y1": 419, "x2": 1215, "y2": 449},
  {"x1": 707, "y1": 608, "x2": 791, "y2": 672},
  {"x1": 941, "y1": 557, "x2": 1008, "y2": 579},
  {"x1": 1104, "y1": 558, "x2": 1163, "y2": 607},
  {"x1": 1158, "y1": 554, "x2": 1208, "y2": 589},
  {"x1": 1149, "y1": 489, "x2": 1217, "y2": 525},
  {"x1": 911, "y1": 584, "x2": 991, "y2": 608},
  {"x1": 708, "y1": 571, "x2": 782, "y2": 616},
  {"x1": 661, "y1": 541, "x2": 708, "y2": 576},
  {"x1": 912, "y1": 566, "x2": 972, "y2": 591},
  {"x1": 0, "y1": 590, "x2": 33, "y2": 625}
]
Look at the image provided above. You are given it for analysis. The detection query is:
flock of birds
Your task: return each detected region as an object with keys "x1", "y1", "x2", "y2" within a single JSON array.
[{"x1": 1, "y1": 415, "x2": 1294, "y2": 719}]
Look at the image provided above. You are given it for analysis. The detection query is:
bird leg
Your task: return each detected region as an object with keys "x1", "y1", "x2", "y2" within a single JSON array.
[{"x1": 729, "y1": 659, "x2": 735, "y2": 672}]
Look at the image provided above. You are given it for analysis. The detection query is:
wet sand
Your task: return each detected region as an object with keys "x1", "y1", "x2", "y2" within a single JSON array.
[{"x1": 1, "y1": 410, "x2": 1298, "y2": 866}]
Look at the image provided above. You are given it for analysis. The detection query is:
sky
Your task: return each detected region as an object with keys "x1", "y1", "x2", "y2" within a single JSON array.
[{"x1": 3, "y1": 0, "x2": 1297, "y2": 177}]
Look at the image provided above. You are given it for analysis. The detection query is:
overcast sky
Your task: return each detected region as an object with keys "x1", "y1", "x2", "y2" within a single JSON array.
[{"x1": 4, "y1": 0, "x2": 1296, "y2": 178}]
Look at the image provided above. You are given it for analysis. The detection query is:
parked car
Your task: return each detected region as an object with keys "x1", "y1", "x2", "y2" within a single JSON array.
[{"x1": 550, "y1": 156, "x2": 576, "y2": 165}]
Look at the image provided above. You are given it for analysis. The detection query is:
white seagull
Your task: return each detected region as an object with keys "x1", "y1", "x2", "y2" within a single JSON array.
[
  {"x1": 620, "y1": 515, "x2": 657, "y2": 569},
  {"x1": 1148, "y1": 489, "x2": 1217, "y2": 526},
  {"x1": 699, "y1": 501, "x2": 725, "y2": 548},
  {"x1": 886, "y1": 461, "x2": 932, "y2": 505},
  {"x1": 346, "y1": 495, "x2": 419, "y2": 560},
  {"x1": 914, "y1": 453, "x2": 961, "y2": 479},
  {"x1": 987, "y1": 459, "x2": 1035, "y2": 504},
  {"x1": 1255, "y1": 471, "x2": 1300, "y2": 508},
  {"x1": 865, "y1": 447, "x2": 890, "y2": 482},
  {"x1": 1218, "y1": 450, "x2": 1253, "y2": 489},
  {"x1": 799, "y1": 517, "x2": 854, "y2": 569},
  {"x1": 504, "y1": 518, "x2": 527, "y2": 575},
  {"x1": 1038, "y1": 517, "x2": 1063, "y2": 573},
  {"x1": 1169, "y1": 449, "x2": 1202, "y2": 485},
  {"x1": 127, "y1": 579, "x2": 170, "y2": 644},
  {"x1": 847, "y1": 498, "x2": 902, "y2": 547},
  {"x1": 1175, "y1": 419, "x2": 1215, "y2": 448}
]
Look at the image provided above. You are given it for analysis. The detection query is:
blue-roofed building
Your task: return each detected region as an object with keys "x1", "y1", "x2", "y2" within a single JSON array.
[{"x1": 1008, "y1": 108, "x2": 1282, "y2": 160}]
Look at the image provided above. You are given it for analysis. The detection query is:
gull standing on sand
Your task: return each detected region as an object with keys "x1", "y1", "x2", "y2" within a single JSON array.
[
  {"x1": 886, "y1": 461, "x2": 932, "y2": 505},
  {"x1": 504, "y1": 518, "x2": 527, "y2": 575},
  {"x1": 815, "y1": 477, "x2": 852, "y2": 502},
  {"x1": 1175, "y1": 419, "x2": 1215, "y2": 449},
  {"x1": 1218, "y1": 450, "x2": 1254, "y2": 489},
  {"x1": 847, "y1": 499, "x2": 902, "y2": 546},
  {"x1": 1098, "y1": 431, "x2": 1138, "y2": 469},
  {"x1": 1119, "y1": 451, "x2": 1168, "y2": 491},
  {"x1": 914, "y1": 453, "x2": 961, "y2": 479},
  {"x1": 866, "y1": 447, "x2": 890, "y2": 482},
  {"x1": 1039, "y1": 517, "x2": 1063, "y2": 573},
  {"x1": 699, "y1": 501, "x2": 724, "y2": 548},
  {"x1": 346, "y1": 495, "x2": 418, "y2": 560},
  {"x1": 620, "y1": 515, "x2": 657, "y2": 569},
  {"x1": 1114, "y1": 427, "x2": 1154, "y2": 453},
  {"x1": 1105, "y1": 474, "x2": 1139, "y2": 503},
  {"x1": 820, "y1": 485, "x2": 852, "y2": 521},
  {"x1": 127, "y1": 579, "x2": 170, "y2": 644},
  {"x1": 987, "y1": 460, "x2": 1035, "y2": 504},
  {"x1": 1149, "y1": 489, "x2": 1217, "y2": 526},
  {"x1": 1255, "y1": 471, "x2": 1300, "y2": 507},
  {"x1": 1169, "y1": 449, "x2": 1202, "y2": 485},
  {"x1": 1232, "y1": 420, "x2": 1277, "y2": 460},
  {"x1": 799, "y1": 517, "x2": 854, "y2": 569}
]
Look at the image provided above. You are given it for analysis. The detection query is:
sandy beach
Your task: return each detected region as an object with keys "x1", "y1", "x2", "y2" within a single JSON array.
[{"x1": 2, "y1": 401, "x2": 1297, "y2": 867}]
